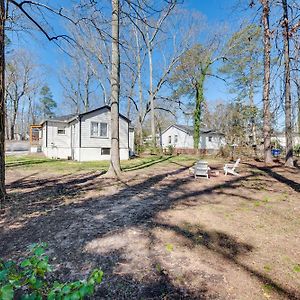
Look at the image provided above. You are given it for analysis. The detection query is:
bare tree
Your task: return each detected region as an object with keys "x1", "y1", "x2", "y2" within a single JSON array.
[
  {"x1": 0, "y1": 0, "x2": 5, "y2": 201},
  {"x1": 133, "y1": 1, "x2": 176, "y2": 148},
  {"x1": 281, "y1": 0, "x2": 294, "y2": 167},
  {"x1": 107, "y1": 0, "x2": 121, "y2": 177},
  {"x1": 60, "y1": 56, "x2": 96, "y2": 113},
  {"x1": 260, "y1": 0, "x2": 273, "y2": 164},
  {"x1": 5, "y1": 50, "x2": 36, "y2": 139},
  {"x1": 0, "y1": 0, "x2": 78, "y2": 201}
]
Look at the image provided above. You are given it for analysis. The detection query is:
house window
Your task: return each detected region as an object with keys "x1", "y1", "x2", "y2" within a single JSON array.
[
  {"x1": 168, "y1": 136, "x2": 172, "y2": 144},
  {"x1": 208, "y1": 136, "x2": 212, "y2": 142},
  {"x1": 100, "y1": 123, "x2": 108, "y2": 137},
  {"x1": 91, "y1": 122, "x2": 108, "y2": 137},
  {"x1": 57, "y1": 128, "x2": 66, "y2": 135},
  {"x1": 91, "y1": 122, "x2": 99, "y2": 137},
  {"x1": 174, "y1": 135, "x2": 178, "y2": 143},
  {"x1": 101, "y1": 148, "x2": 110, "y2": 155}
]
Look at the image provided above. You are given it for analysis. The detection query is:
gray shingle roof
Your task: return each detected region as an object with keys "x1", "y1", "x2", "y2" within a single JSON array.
[
  {"x1": 41, "y1": 105, "x2": 131, "y2": 125},
  {"x1": 172, "y1": 124, "x2": 224, "y2": 135}
]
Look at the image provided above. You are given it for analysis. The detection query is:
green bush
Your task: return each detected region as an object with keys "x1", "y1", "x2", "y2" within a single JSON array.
[
  {"x1": 0, "y1": 243, "x2": 103, "y2": 300},
  {"x1": 294, "y1": 144, "x2": 300, "y2": 157}
]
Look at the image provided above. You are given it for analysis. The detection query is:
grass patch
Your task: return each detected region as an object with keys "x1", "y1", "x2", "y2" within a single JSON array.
[
  {"x1": 293, "y1": 264, "x2": 300, "y2": 273},
  {"x1": 5, "y1": 154, "x2": 224, "y2": 175},
  {"x1": 5, "y1": 154, "x2": 169, "y2": 174}
]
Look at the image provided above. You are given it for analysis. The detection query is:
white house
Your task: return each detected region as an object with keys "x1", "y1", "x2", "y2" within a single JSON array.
[
  {"x1": 271, "y1": 132, "x2": 300, "y2": 148},
  {"x1": 40, "y1": 106, "x2": 134, "y2": 161},
  {"x1": 161, "y1": 124, "x2": 225, "y2": 152}
]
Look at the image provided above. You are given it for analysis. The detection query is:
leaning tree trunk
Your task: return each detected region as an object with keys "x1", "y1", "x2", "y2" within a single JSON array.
[
  {"x1": 261, "y1": 0, "x2": 273, "y2": 164},
  {"x1": 0, "y1": 0, "x2": 5, "y2": 201},
  {"x1": 282, "y1": 0, "x2": 294, "y2": 167},
  {"x1": 107, "y1": 0, "x2": 121, "y2": 177}
]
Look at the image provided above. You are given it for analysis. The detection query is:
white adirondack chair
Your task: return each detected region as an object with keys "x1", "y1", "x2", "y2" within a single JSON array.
[
  {"x1": 194, "y1": 161, "x2": 210, "y2": 179},
  {"x1": 224, "y1": 158, "x2": 241, "y2": 176}
]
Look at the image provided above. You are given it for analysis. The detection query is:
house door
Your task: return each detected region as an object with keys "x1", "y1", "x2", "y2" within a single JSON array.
[{"x1": 71, "y1": 124, "x2": 76, "y2": 160}]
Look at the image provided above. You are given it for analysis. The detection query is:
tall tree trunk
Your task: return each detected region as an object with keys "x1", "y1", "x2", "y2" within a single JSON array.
[
  {"x1": 107, "y1": 0, "x2": 121, "y2": 177},
  {"x1": 282, "y1": 0, "x2": 294, "y2": 167},
  {"x1": 297, "y1": 78, "x2": 300, "y2": 133},
  {"x1": 261, "y1": 0, "x2": 273, "y2": 164},
  {"x1": 249, "y1": 65, "x2": 257, "y2": 147},
  {"x1": 148, "y1": 46, "x2": 156, "y2": 148},
  {"x1": 0, "y1": 0, "x2": 5, "y2": 201},
  {"x1": 4, "y1": 96, "x2": 8, "y2": 139},
  {"x1": 193, "y1": 77, "x2": 204, "y2": 149},
  {"x1": 135, "y1": 29, "x2": 143, "y2": 149}
]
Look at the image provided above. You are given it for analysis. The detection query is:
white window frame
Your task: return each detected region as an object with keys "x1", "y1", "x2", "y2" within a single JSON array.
[
  {"x1": 99, "y1": 122, "x2": 108, "y2": 138},
  {"x1": 90, "y1": 122, "x2": 108, "y2": 138},
  {"x1": 168, "y1": 135, "x2": 172, "y2": 144},
  {"x1": 57, "y1": 128, "x2": 66, "y2": 135},
  {"x1": 208, "y1": 136, "x2": 212, "y2": 142},
  {"x1": 174, "y1": 135, "x2": 178, "y2": 143},
  {"x1": 90, "y1": 122, "x2": 99, "y2": 137}
]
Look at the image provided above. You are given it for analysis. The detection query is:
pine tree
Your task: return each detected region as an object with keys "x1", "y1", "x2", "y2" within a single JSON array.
[{"x1": 39, "y1": 85, "x2": 57, "y2": 119}]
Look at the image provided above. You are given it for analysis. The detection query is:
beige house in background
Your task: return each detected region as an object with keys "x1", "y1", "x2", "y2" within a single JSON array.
[{"x1": 40, "y1": 106, "x2": 134, "y2": 161}]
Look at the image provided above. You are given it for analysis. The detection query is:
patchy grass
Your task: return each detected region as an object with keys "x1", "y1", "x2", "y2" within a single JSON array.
[
  {"x1": 5, "y1": 153, "x2": 222, "y2": 175},
  {"x1": 5, "y1": 154, "x2": 170, "y2": 174},
  {"x1": 3, "y1": 157, "x2": 300, "y2": 299}
]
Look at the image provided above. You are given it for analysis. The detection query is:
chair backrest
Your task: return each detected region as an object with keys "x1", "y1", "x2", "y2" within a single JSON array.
[
  {"x1": 233, "y1": 158, "x2": 241, "y2": 169},
  {"x1": 195, "y1": 161, "x2": 208, "y2": 169}
]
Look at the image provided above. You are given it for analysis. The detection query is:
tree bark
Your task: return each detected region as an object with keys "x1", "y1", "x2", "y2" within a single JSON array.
[
  {"x1": 148, "y1": 46, "x2": 156, "y2": 149},
  {"x1": 282, "y1": 0, "x2": 294, "y2": 167},
  {"x1": 249, "y1": 65, "x2": 257, "y2": 148},
  {"x1": 137, "y1": 39, "x2": 143, "y2": 148},
  {"x1": 0, "y1": 0, "x2": 5, "y2": 201},
  {"x1": 193, "y1": 77, "x2": 204, "y2": 149},
  {"x1": 297, "y1": 77, "x2": 300, "y2": 133},
  {"x1": 261, "y1": 0, "x2": 273, "y2": 164},
  {"x1": 107, "y1": 0, "x2": 121, "y2": 177}
]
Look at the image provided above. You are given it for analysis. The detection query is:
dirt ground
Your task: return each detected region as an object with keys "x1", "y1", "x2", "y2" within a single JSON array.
[{"x1": 1, "y1": 159, "x2": 300, "y2": 299}]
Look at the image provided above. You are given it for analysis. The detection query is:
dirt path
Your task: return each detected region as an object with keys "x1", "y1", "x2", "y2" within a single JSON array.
[{"x1": 1, "y1": 161, "x2": 300, "y2": 299}]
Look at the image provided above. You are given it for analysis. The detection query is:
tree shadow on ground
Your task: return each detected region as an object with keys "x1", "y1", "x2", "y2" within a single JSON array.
[
  {"x1": 1, "y1": 164, "x2": 299, "y2": 299},
  {"x1": 6, "y1": 159, "x2": 56, "y2": 168},
  {"x1": 245, "y1": 163, "x2": 300, "y2": 193}
]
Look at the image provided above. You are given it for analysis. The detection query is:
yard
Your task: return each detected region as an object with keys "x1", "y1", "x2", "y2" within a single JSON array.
[{"x1": 1, "y1": 155, "x2": 300, "y2": 299}]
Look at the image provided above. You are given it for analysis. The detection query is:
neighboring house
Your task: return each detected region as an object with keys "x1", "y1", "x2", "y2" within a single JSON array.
[
  {"x1": 161, "y1": 124, "x2": 225, "y2": 152},
  {"x1": 40, "y1": 105, "x2": 134, "y2": 161},
  {"x1": 271, "y1": 132, "x2": 300, "y2": 148}
]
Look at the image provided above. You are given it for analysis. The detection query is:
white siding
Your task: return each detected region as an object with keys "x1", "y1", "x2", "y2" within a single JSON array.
[
  {"x1": 79, "y1": 148, "x2": 129, "y2": 161},
  {"x1": 161, "y1": 126, "x2": 225, "y2": 150},
  {"x1": 271, "y1": 135, "x2": 300, "y2": 148},
  {"x1": 47, "y1": 121, "x2": 71, "y2": 148},
  {"x1": 42, "y1": 108, "x2": 131, "y2": 161},
  {"x1": 129, "y1": 128, "x2": 135, "y2": 153},
  {"x1": 162, "y1": 126, "x2": 194, "y2": 148},
  {"x1": 80, "y1": 108, "x2": 129, "y2": 149}
]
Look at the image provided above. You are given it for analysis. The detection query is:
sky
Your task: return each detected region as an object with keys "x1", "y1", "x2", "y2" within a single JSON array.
[{"x1": 8, "y1": 0, "x2": 259, "y2": 118}]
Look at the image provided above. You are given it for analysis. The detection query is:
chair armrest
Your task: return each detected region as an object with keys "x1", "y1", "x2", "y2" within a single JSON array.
[{"x1": 225, "y1": 164, "x2": 235, "y2": 168}]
